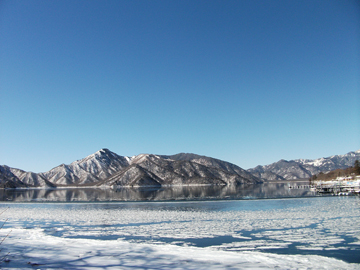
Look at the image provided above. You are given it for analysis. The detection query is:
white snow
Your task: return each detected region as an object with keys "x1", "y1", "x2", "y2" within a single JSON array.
[
  {"x1": 1, "y1": 197, "x2": 360, "y2": 269},
  {"x1": 1, "y1": 228, "x2": 358, "y2": 270},
  {"x1": 129, "y1": 153, "x2": 151, "y2": 165}
]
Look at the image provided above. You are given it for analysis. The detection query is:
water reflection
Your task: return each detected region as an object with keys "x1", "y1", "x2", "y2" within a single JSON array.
[{"x1": 0, "y1": 182, "x2": 315, "y2": 202}]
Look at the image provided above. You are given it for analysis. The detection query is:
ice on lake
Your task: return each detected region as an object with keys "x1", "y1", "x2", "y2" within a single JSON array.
[{"x1": 1, "y1": 196, "x2": 360, "y2": 269}]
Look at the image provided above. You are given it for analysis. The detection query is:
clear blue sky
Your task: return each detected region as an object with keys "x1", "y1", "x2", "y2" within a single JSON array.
[{"x1": 1, "y1": 0, "x2": 359, "y2": 173}]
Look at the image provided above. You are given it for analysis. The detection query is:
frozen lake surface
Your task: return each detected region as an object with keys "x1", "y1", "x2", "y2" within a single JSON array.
[{"x1": 1, "y1": 196, "x2": 360, "y2": 269}]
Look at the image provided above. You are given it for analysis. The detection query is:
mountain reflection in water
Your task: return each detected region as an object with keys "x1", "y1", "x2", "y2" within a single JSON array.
[{"x1": 0, "y1": 182, "x2": 315, "y2": 202}]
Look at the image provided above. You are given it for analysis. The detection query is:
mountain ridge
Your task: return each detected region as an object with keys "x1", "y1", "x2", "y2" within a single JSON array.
[
  {"x1": 248, "y1": 150, "x2": 360, "y2": 181},
  {"x1": 1, "y1": 149, "x2": 359, "y2": 188},
  {"x1": 0, "y1": 149, "x2": 261, "y2": 188}
]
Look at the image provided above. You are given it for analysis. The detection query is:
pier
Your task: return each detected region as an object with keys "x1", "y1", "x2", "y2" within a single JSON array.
[
  {"x1": 312, "y1": 177, "x2": 360, "y2": 196},
  {"x1": 288, "y1": 184, "x2": 314, "y2": 189},
  {"x1": 289, "y1": 176, "x2": 360, "y2": 196}
]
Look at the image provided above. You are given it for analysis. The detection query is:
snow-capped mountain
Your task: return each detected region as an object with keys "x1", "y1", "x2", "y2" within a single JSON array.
[
  {"x1": 0, "y1": 166, "x2": 29, "y2": 188},
  {"x1": 2, "y1": 149, "x2": 359, "y2": 188},
  {"x1": 101, "y1": 153, "x2": 260, "y2": 187},
  {"x1": 0, "y1": 149, "x2": 261, "y2": 188},
  {"x1": 39, "y1": 149, "x2": 130, "y2": 186},
  {"x1": 248, "y1": 150, "x2": 360, "y2": 181}
]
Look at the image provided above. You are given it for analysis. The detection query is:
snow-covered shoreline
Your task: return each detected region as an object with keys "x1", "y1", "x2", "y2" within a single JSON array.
[
  {"x1": 1, "y1": 197, "x2": 360, "y2": 269},
  {"x1": 2, "y1": 228, "x2": 359, "y2": 270}
]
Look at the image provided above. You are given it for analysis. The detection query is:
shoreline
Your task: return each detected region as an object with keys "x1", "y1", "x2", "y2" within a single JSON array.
[{"x1": 1, "y1": 179, "x2": 310, "y2": 190}]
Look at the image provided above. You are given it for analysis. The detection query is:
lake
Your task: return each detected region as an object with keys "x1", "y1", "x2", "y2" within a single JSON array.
[
  {"x1": 0, "y1": 182, "x2": 314, "y2": 202},
  {"x1": 0, "y1": 184, "x2": 359, "y2": 269}
]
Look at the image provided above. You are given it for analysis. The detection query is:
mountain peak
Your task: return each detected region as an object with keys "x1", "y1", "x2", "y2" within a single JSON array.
[
  {"x1": 86, "y1": 148, "x2": 120, "y2": 161},
  {"x1": 95, "y1": 148, "x2": 112, "y2": 155}
]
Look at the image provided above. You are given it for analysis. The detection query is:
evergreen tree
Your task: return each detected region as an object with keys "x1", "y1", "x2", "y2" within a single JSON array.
[{"x1": 355, "y1": 160, "x2": 360, "y2": 175}]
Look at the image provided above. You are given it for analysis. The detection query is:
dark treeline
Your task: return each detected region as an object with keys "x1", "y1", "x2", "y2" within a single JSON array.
[{"x1": 310, "y1": 160, "x2": 360, "y2": 182}]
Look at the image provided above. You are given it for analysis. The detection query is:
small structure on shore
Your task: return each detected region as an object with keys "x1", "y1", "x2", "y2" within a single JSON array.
[{"x1": 312, "y1": 175, "x2": 360, "y2": 196}]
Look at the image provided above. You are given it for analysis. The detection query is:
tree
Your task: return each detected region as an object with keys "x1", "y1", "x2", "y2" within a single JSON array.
[
  {"x1": 355, "y1": 160, "x2": 360, "y2": 175},
  {"x1": 0, "y1": 208, "x2": 10, "y2": 264}
]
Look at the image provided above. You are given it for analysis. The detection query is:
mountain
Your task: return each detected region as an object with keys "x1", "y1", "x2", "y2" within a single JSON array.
[
  {"x1": 0, "y1": 166, "x2": 29, "y2": 188},
  {"x1": 3, "y1": 149, "x2": 359, "y2": 187},
  {"x1": 39, "y1": 149, "x2": 130, "y2": 186},
  {"x1": 248, "y1": 150, "x2": 360, "y2": 181},
  {"x1": 101, "y1": 153, "x2": 260, "y2": 187},
  {"x1": 0, "y1": 149, "x2": 261, "y2": 188}
]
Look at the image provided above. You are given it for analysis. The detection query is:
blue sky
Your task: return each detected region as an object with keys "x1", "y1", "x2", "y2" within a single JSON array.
[{"x1": 1, "y1": 0, "x2": 359, "y2": 172}]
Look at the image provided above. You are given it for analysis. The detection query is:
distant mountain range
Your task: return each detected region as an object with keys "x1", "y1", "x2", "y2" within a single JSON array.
[
  {"x1": 1, "y1": 149, "x2": 359, "y2": 188},
  {"x1": 248, "y1": 150, "x2": 360, "y2": 181},
  {"x1": 0, "y1": 149, "x2": 261, "y2": 188}
]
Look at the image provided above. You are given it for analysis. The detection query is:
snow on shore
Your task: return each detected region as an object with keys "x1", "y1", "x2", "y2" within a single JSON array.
[{"x1": 1, "y1": 227, "x2": 358, "y2": 270}]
